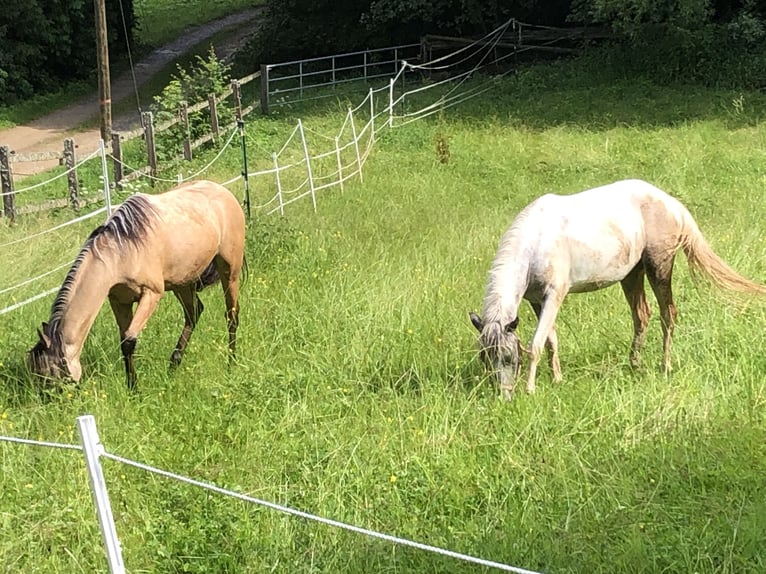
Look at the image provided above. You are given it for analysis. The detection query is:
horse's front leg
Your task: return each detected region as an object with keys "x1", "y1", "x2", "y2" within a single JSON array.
[
  {"x1": 170, "y1": 286, "x2": 204, "y2": 367},
  {"x1": 109, "y1": 296, "x2": 136, "y2": 390},
  {"x1": 526, "y1": 291, "x2": 566, "y2": 393},
  {"x1": 119, "y1": 290, "x2": 163, "y2": 390},
  {"x1": 530, "y1": 302, "x2": 562, "y2": 382}
]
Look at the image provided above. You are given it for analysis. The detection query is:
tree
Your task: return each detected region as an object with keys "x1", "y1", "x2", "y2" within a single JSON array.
[{"x1": 0, "y1": 0, "x2": 136, "y2": 104}]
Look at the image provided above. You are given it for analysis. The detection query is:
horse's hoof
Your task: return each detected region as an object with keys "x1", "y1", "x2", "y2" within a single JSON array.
[
  {"x1": 525, "y1": 386, "x2": 536, "y2": 394},
  {"x1": 169, "y1": 350, "x2": 182, "y2": 367}
]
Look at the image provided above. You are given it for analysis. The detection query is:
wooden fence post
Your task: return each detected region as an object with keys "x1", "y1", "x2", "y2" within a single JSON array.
[
  {"x1": 0, "y1": 146, "x2": 15, "y2": 221},
  {"x1": 142, "y1": 111, "x2": 157, "y2": 183},
  {"x1": 111, "y1": 132, "x2": 123, "y2": 190},
  {"x1": 208, "y1": 93, "x2": 220, "y2": 143},
  {"x1": 260, "y1": 64, "x2": 270, "y2": 115},
  {"x1": 180, "y1": 102, "x2": 192, "y2": 161},
  {"x1": 231, "y1": 79, "x2": 243, "y2": 121},
  {"x1": 63, "y1": 138, "x2": 80, "y2": 209}
]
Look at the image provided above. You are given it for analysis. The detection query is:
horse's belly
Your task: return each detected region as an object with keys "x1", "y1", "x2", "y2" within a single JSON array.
[{"x1": 567, "y1": 242, "x2": 642, "y2": 293}]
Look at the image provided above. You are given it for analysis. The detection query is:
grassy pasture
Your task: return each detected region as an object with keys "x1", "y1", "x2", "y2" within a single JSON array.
[{"x1": 1, "y1": 67, "x2": 766, "y2": 573}]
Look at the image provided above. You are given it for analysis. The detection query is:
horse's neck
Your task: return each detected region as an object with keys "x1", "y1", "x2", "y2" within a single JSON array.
[
  {"x1": 56, "y1": 253, "x2": 117, "y2": 360},
  {"x1": 484, "y1": 255, "x2": 529, "y2": 323}
]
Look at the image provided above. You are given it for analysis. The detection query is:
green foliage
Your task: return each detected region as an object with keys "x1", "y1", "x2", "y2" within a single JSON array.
[
  {"x1": 0, "y1": 0, "x2": 135, "y2": 104},
  {"x1": 570, "y1": 0, "x2": 713, "y2": 35},
  {"x1": 151, "y1": 47, "x2": 234, "y2": 161},
  {"x1": 238, "y1": 0, "x2": 570, "y2": 66},
  {"x1": 566, "y1": 0, "x2": 766, "y2": 88}
]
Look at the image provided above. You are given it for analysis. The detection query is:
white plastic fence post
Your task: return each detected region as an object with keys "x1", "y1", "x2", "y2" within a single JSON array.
[
  {"x1": 298, "y1": 119, "x2": 317, "y2": 212},
  {"x1": 77, "y1": 415, "x2": 125, "y2": 574},
  {"x1": 334, "y1": 136, "x2": 343, "y2": 194},
  {"x1": 272, "y1": 153, "x2": 284, "y2": 216},
  {"x1": 348, "y1": 109, "x2": 363, "y2": 183},
  {"x1": 99, "y1": 140, "x2": 112, "y2": 218},
  {"x1": 369, "y1": 88, "x2": 375, "y2": 142},
  {"x1": 388, "y1": 78, "x2": 395, "y2": 128}
]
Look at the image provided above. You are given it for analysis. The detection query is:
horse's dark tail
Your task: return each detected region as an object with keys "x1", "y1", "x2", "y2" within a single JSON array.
[
  {"x1": 195, "y1": 261, "x2": 220, "y2": 291},
  {"x1": 679, "y1": 213, "x2": 766, "y2": 296}
]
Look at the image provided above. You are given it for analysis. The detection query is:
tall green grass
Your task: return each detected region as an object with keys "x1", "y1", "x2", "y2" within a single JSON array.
[{"x1": 1, "y1": 68, "x2": 765, "y2": 573}]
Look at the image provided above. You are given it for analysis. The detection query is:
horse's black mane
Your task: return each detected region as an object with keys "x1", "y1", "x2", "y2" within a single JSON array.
[{"x1": 43, "y1": 195, "x2": 158, "y2": 347}]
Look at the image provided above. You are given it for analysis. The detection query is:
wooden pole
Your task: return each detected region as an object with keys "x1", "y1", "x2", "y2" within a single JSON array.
[
  {"x1": 208, "y1": 93, "x2": 220, "y2": 143},
  {"x1": 231, "y1": 80, "x2": 243, "y2": 122},
  {"x1": 180, "y1": 102, "x2": 192, "y2": 161},
  {"x1": 260, "y1": 65, "x2": 269, "y2": 115},
  {"x1": 111, "y1": 133, "x2": 123, "y2": 190},
  {"x1": 0, "y1": 146, "x2": 15, "y2": 221},
  {"x1": 64, "y1": 138, "x2": 80, "y2": 209},
  {"x1": 142, "y1": 111, "x2": 157, "y2": 183},
  {"x1": 94, "y1": 0, "x2": 112, "y2": 142}
]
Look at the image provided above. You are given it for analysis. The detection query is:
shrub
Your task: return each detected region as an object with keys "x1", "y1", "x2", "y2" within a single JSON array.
[{"x1": 151, "y1": 47, "x2": 234, "y2": 162}]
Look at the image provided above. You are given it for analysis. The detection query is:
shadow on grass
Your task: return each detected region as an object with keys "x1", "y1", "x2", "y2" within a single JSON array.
[
  {"x1": 284, "y1": 55, "x2": 766, "y2": 132},
  {"x1": 446, "y1": 66, "x2": 766, "y2": 131}
]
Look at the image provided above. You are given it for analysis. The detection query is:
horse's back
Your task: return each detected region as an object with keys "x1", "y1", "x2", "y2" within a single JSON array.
[
  {"x1": 143, "y1": 181, "x2": 246, "y2": 286},
  {"x1": 510, "y1": 179, "x2": 686, "y2": 294}
]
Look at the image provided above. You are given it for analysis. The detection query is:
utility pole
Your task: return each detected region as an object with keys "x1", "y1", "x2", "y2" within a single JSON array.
[{"x1": 94, "y1": 0, "x2": 112, "y2": 142}]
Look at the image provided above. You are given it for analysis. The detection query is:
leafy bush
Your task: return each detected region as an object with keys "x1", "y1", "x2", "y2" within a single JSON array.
[{"x1": 151, "y1": 47, "x2": 234, "y2": 162}]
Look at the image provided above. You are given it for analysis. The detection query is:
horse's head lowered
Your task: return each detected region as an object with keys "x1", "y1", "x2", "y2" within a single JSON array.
[
  {"x1": 469, "y1": 312, "x2": 523, "y2": 398},
  {"x1": 28, "y1": 322, "x2": 81, "y2": 382}
]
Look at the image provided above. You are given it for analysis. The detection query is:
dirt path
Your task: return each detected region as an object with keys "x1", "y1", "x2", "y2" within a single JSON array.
[{"x1": 0, "y1": 8, "x2": 262, "y2": 179}]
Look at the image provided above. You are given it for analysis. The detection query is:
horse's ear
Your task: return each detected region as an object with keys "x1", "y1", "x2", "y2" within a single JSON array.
[
  {"x1": 505, "y1": 317, "x2": 519, "y2": 332},
  {"x1": 37, "y1": 326, "x2": 51, "y2": 349},
  {"x1": 469, "y1": 312, "x2": 484, "y2": 332}
]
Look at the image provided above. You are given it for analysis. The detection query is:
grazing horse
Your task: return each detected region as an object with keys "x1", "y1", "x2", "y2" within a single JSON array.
[
  {"x1": 470, "y1": 179, "x2": 766, "y2": 400},
  {"x1": 29, "y1": 180, "x2": 246, "y2": 390}
]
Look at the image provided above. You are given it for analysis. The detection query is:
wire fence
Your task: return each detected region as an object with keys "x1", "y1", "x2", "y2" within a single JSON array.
[
  {"x1": 0, "y1": 415, "x2": 544, "y2": 574},
  {"x1": 0, "y1": 20, "x2": 513, "y2": 317}
]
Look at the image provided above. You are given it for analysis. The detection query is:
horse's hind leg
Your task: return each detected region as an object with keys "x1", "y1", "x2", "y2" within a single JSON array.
[
  {"x1": 214, "y1": 256, "x2": 241, "y2": 362},
  {"x1": 645, "y1": 255, "x2": 678, "y2": 374},
  {"x1": 530, "y1": 302, "x2": 562, "y2": 382},
  {"x1": 620, "y1": 263, "x2": 652, "y2": 367},
  {"x1": 170, "y1": 285, "x2": 204, "y2": 367}
]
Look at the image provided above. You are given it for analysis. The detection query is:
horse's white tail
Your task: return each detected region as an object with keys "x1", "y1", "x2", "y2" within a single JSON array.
[{"x1": 680, "y1": 213, "x2": 766, "y2": 296}]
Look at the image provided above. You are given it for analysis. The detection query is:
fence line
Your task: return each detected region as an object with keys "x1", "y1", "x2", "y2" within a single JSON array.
[
  {"x1": 2, "y1": 16, "x2": 570, "y2": 219},
  {"x1": 0, "y1": 434, "x2": 82, "y2": 450},
  {"x1": 108, "y1": 125, "x2": 239, "y2": 185},
  {"x1": 0, "y1": 286, "x2": 60, "y2": 315},
  {"x1": 0, "y1": 415, "x2": 545, "y2": 574},
  {"x1": 0, "y1": 17, "x2": 516, "y2": 319},
  {"x1": 0, "y1": 260, "x2": 73, "y2": 295},
  {"x1": 0, "y1": 205, "x2": 107, "y2": 250},
  {"x1": 3, "y1": 147, "x2": 102, "y2": 197}
]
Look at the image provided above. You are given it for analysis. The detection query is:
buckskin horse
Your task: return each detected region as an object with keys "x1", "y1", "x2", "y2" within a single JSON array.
[{"x1": 29, "y1": 179, "x2": 246, "y2": 389}]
